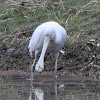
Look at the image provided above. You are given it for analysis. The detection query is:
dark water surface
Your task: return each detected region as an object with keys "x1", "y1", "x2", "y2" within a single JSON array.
[{"x1": 0, "y1": 76, "x2": 100, "y2": 100}]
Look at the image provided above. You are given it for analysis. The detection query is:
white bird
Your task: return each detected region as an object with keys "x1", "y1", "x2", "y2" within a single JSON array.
[{"x1": 28, "y1": 21, "x2": 67, "y2": 79}]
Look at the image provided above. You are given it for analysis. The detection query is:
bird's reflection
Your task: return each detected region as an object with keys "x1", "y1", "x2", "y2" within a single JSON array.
[
  {"x1": 29, "y1": 80, "x2": 64, "y2": 100},
  {"x1": 54, "y1": 80, "x2": 58, "y2": 100},
  {"x1": 29, "y1": 81, "x2": 44, "y2": 100}
]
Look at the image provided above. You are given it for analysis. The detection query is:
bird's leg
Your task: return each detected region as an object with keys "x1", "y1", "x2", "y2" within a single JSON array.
[
  {"x1": 35, "y1": 35, "x2": 50, "y2": 72},
  {"x1": 54, "y1": 53, "x2": 59, "y2": 78},
  {"x1": 31, "y1": 51, "x2": 38, "y2": 80},
  {"x1": 31, "y1": 59, "x2": 36, "y2": 80}
]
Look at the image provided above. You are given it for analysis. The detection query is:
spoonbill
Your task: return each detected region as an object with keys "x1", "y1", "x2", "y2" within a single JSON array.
[{"x1": 28, "y1": 21, "x2": 67, "y2": 79}]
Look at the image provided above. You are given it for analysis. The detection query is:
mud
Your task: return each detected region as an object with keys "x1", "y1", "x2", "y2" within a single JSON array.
[{"x1": 0, "y1": 38, "x2": 100, "y2": 80}]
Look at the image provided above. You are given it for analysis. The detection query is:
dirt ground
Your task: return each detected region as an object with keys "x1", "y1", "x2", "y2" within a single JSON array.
[{"x1": 0, "y1": 38, "x2": 100, "y2": 80}]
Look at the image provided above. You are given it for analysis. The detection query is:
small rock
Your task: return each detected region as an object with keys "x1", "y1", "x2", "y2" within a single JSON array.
[
  {"x1": 60, "y1": 50, "x2": 65, "y2": 54},
  {"x1": 59, "y1": 84, "x2": 64, "y2": 89},
  {"x1": 90, "y1": 62, "x2": 93, "y2": 65},
  {"x1": 90, "y1": 39, "x2": 95, "y2": 42},
  {"x1": 7, "y1": 48, "x2": 15, "y2": 53},
  {"x1": 97, "y1": 54, "x2": 100, "y2": 59},
  {"x1": 97, "y1": 43, "x2": 100, "y2": 47}
]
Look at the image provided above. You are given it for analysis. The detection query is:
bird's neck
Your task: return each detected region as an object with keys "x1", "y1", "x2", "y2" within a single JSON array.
[
  {"x1": 41, "y1": 36, "x2": 50, "y2": 58},
  {"x1": 37, "y1": 36, "x2": 50, "y2": 70}
]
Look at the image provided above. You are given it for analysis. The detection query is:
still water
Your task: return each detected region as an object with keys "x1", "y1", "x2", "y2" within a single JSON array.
[{"x1": 0, "y1": 76, "x2": 100, "y2": 100}]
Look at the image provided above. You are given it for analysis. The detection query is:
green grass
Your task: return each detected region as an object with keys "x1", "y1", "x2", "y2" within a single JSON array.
[
  {"x1": 0, "y1": 0, "x2": 100, "y2": 45},
  {"x1": 0, "y1": 77, "x2": 3, "y2": 82}
]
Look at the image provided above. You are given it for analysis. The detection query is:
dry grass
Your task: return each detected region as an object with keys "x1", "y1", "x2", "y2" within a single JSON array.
[{"x1": 0, "y1": 0, "x2": 100, "y2": 45}]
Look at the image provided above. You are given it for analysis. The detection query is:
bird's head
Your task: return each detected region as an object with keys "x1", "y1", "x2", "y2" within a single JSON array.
[
  {"x1": 35, "y1": 65, "x2": 43, "y2": 72},
  {"x1": 35, "y1": 62, "x2": 44, "y2": 72}
]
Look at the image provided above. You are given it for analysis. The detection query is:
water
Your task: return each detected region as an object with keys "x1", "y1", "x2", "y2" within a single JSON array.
[{"x1": 0, "y1": 76, "x2": 100, "y2": 100}]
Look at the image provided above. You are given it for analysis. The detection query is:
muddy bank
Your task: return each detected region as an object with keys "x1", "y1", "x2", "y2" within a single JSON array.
[{"x1": 0, "y1": 38, "x2": 100, "y2": 80}]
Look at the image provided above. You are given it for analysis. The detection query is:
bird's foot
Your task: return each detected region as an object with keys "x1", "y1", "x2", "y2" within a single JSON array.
[
  {"x1": 29, "y1": 71, "x2": 35, "y2": 81},
  {"x1": 54, "y1": 70, "x2": 58, "y2": 78},
  {"x1": 55, "y1": 75, "x2": 58, "y2": 78},
  {"x1": 26, "y1": 76, "x2": 35, "y2": 81},
  {"x1": 30, "y1": 76, "x2": 35, "y2": 81}
]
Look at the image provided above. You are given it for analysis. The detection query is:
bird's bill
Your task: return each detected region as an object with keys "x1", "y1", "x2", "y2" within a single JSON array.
[{"x1": 35, "y1": 36, "x2": 50, "y2": 72}]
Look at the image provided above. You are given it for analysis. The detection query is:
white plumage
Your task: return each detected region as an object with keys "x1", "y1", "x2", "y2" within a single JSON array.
[{"x1": 28, "y1": 21, "x2": 67, "y2": 79}]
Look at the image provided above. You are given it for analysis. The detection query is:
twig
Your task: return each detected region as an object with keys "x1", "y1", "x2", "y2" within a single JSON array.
[
  {"x1": 75, "y1": 1, "x2": 99, "y2": 16},
  {"x1": 54, "y1": 12, "x2": 60, "y2": 23},
  {"x1": 92, "y1": 65, "x2": 100, "y2": 69},
  {"x1": 0, "y1": 18, "x2": 13, "y2": 23},
  {"x1": 60, "y1": 0, "x2": 65, "y2": 10},
  {"x1": 0, "y1": 10, "x2": 8, "y2": 17}
]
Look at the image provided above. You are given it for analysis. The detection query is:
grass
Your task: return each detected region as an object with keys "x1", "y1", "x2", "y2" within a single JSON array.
[
  {"x1": 0, "y1": 77, "x2": 3, "y2": 82},
  {"x1": 0, "y1": 0, "x2": 100, "y2": 45}
]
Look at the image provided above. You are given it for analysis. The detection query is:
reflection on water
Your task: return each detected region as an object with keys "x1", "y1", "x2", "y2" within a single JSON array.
[
  {"x1": 0, "y1": 76, "x2": 100, "y2": 100},
  {"x1": 29, "y1": 88, "x2": 44, "y2": 100},
  {"x1": 29, "y1": 80, "x2": 58, "y2": 100},
  {"x1": 29, "y1": 81, "x2": 44, "y2": 100}
]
